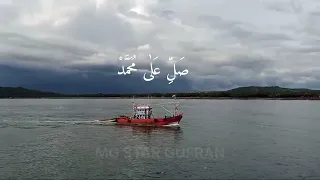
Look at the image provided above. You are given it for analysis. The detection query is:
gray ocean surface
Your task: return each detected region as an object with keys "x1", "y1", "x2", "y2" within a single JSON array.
[{"x1": 1, "y1": 99, "x2": 320, "y2": 179}]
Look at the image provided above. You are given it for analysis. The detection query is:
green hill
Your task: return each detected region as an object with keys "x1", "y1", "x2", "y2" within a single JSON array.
[
  {"x1": 0, "y1": 87, "x2": 63, "y2": 98},
  {"x1": 225, "y1": 86, "x2": 315, "y2": 98},
  {"x1": 1, "y1": 86, "x2": 320, "y2": 99}
]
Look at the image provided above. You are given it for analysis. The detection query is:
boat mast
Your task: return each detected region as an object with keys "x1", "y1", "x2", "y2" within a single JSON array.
[
  {"x1": 132, "y1": 95, "x2": 135, "y2": 116},
  {"x1": 172, "y1": 94, "x2": 177, "y2": 116}
]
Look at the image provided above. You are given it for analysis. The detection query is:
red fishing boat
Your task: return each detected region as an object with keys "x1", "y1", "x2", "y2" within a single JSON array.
[{"x1": 97, "y1": 95, "x2": 183, "y2": 127}]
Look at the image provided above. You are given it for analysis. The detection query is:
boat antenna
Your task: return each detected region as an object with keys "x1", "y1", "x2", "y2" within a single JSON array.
[
  {"x1": 148, "y1": 95, "x2": 151, "y2": 106},
  {"x1": 132, "y1": 95, "x2": 135, "y2": 114},
  {"x1": 172, "y1": 94, "x2": 176, "y2": 101},
  {"x1": 172, "y1": 94, "x2": 177, "y2": 115},
  {"x1": 150, "y1": 95, "x2": 152, "y2": 106}
]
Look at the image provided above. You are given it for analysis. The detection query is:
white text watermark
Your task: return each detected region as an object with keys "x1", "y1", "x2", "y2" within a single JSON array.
[
  {"x1": 96, "y1": 146, "x2": 224, "y2": 159},
  {"x1": 117, "y1": 54, "x2": 188, "y2": 84}
]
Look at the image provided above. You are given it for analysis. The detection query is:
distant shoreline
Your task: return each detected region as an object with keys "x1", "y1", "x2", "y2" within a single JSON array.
[
  {"x1": 1, "y1": 97, "x2": 320, "y2": 100},
  {"x1": 2, "y1": 86, "x2": 320, "y2": 100}
]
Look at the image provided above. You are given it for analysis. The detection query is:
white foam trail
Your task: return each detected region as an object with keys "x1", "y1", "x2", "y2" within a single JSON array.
[
  {"x1": 163, "y1": 122, "x2": 180, "y2": 127},
  {"x1": 5, "y1": 120, "x2": 98, "y2": 124}
]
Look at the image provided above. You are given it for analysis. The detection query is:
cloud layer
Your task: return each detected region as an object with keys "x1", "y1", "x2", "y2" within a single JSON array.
[{"x1": 1, "y1": 0, "x2": 320, "y2": 92}]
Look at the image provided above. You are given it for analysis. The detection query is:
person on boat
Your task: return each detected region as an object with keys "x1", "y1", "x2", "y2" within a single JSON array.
[{"x1": 148, "y1": 109, "x2": 152, "y2": 119}]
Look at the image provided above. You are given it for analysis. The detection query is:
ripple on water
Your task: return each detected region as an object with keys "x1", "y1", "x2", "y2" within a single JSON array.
[{"x1": 1, "y1": 99, "x2": 320, "y2": 179}]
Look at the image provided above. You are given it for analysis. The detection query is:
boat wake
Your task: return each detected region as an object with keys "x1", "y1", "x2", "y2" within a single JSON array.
[
  {"x1": 93, "y1": 119, "x2": 117, "y2": 126},
  {"x1": 0, "y1": 120, "x2": 104, "y2": 129},
  {"x1": 163, "y1": 122, "x2": 180, "y2": 127}
]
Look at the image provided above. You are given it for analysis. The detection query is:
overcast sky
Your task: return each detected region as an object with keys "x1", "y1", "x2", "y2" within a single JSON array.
[{"x1": 1, "y1": 0, "x2": 320, "y2": 92}]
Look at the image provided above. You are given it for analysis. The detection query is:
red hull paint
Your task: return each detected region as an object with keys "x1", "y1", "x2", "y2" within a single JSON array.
[{"x1": 115, "y1": 113, "x2": 183, "y2": 126}]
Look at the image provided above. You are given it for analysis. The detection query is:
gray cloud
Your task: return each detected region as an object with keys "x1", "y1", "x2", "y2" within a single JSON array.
[
  {"x1": 59, "y1": 7, "x2": 137, "y2": 49},
  {"x1": 1, "y1": 0, "x2": 320, "y2": 92}
]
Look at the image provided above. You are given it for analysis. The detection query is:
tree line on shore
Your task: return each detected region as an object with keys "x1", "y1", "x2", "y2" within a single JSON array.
[{"x1": 1, "y1": 86, "x2": 320, "y2": 99}]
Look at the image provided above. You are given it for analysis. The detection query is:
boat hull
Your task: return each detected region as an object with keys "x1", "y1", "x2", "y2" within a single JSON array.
[{"x1": 114, "y1": 113, "x2": 183, "y2": 127}]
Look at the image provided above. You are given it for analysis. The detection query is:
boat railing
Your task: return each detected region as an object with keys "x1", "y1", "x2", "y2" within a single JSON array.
[{"x1": 131, "y1": 95, "x2": 179, "y2": 116}]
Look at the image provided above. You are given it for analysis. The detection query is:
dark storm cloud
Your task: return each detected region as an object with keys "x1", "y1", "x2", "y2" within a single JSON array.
[
  {"x1": 197, "y1": 15, "x2": 292, "y2": 43},
  {"x1": 0, "y1": 32, "x2": 96, "y2": 57},
  {"x1": 0, "y1": 64, "x2": 193, "y2": 94},
  {"x1": 1, "y1": 0, "x2": 320, "y2": 92},
  {"x1": 219, "y1": 55, "x2": 274, "y2": 72}
]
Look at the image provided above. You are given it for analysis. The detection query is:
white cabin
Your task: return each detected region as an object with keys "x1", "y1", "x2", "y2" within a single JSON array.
[{"x1": 133, "y1": 105, "x2": 152, "y2": 119}]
